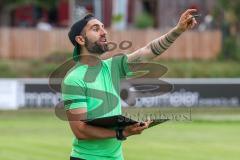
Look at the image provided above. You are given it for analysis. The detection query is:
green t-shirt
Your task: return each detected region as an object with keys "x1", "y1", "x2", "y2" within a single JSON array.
[{"x1": 62, "y1": 54, "x2": 131, "y2": 160}]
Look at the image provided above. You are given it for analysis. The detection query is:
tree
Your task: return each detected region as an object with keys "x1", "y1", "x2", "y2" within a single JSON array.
[
  {"x1": 215, "y1": 0, "x2": 240, "y2": 60},
  {"x1": 218, "y1": 0, "x2": 240, "y2": 36}
]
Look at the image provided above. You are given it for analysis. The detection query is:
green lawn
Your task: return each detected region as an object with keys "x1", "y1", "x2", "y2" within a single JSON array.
[
  {"x1": 1, "y1": 58, "x2": 240, "y2": 78},
  {"x1": 0, "y1": 108, "x2": 240, "y2": 160}
]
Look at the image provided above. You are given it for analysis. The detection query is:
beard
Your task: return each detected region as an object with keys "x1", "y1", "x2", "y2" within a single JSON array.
[{"x1": 84, "y1": 36, "x2": 109, "y2": 54}]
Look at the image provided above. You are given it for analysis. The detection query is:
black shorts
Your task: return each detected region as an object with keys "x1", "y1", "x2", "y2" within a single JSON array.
[{"x1": 70, "y1": 156, "x2": 85, "y2": 160}]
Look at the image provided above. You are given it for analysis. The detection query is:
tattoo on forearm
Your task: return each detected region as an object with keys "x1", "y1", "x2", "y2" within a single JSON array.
[
  {"x1": 150, "y1": 28, "x2": 182, "y2": 56},
  {"x1": 132, "y1": 57, "x2": 141, "y2": 62}
]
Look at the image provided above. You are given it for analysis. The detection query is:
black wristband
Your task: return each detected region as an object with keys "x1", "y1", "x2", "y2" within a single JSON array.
[{"x1": 116, "y1": 128, "x2": 127, "y2": 141}]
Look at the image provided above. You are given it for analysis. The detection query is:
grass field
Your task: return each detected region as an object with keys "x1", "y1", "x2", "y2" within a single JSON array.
[
  {"x1": 0, "y1": 107, "x2": 240, "y2": 160},
  {"x1": 1, "y1": 58, "x2": 240, "y2": 78}
]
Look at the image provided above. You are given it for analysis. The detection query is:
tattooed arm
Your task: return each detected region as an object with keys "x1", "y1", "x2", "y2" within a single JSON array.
[{"x1": 127, "y1": 9, "x2": 198, "y2": 63}]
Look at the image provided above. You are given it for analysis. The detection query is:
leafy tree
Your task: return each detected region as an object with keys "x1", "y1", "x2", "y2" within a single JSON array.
[{"x1": 216, "y1": 0, "x2": 240, "y2": 60}]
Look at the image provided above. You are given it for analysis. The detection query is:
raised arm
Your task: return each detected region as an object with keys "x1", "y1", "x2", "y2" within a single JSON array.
[{"x1": 127, "y1": 9, "x2": 198, "y2": 63}]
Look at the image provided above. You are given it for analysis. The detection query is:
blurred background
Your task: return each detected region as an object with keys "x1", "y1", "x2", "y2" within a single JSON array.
[{"x1": 0, "y1": 0, "x2": 240, "y2": 160}]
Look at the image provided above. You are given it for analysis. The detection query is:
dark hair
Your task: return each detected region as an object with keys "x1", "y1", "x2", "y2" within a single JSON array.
[{"x1": 68, "y1": 14, "x2": 95, "y2": 56}]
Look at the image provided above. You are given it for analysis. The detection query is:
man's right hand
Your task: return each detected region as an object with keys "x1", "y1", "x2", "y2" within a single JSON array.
[
  {"x1": 176, "y1": 9, "x2": 198, "y2": 32},
  {"x1": 123, "y1": 120, "x2": 152, "y2": 137}
]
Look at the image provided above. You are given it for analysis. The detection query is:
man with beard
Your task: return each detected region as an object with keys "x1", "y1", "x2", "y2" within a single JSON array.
[{"x1": 62, "y1": 9, "x2": 198, "y2": 160}]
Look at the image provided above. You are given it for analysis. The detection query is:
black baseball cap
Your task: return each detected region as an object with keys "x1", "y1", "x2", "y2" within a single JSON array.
[
  {"x1": 68, "y1": 14, "x2": 95, "y2": 46},
  {"x1": 68, "y1": 14, "x2": 95, "y2": 61}
]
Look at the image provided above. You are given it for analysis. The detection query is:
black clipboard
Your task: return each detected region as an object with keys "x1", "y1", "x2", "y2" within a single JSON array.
[{"x1": 84, "y1": 115, "x2": 169, "y2": 128}]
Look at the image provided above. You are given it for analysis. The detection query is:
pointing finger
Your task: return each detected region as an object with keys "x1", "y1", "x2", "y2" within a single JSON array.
[
  {"x1": 186, "y1": 9, "x2": 198, "y2": 14},
  {"x1": 182, "y1": 15, "x2": 194, "y2": 24},
  {"x1": 183, "y1": 9, "x2": 197, "y2": 16}
]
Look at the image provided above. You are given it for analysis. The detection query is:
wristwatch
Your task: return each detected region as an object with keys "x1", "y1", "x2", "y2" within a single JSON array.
[{"x1": 116, "y1": 128, "x2": 127, "y2": 141}]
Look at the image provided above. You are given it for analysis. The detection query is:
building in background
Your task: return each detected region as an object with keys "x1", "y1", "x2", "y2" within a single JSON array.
[
  {"x1": 0, "y1": 0, "x2": 70, "y2": 27},
  {"x1": 69, "y1": 0, "x2": 218, "y2": 30},
  {"x1": 0, "y1": 0, "x2": 218, "y2": 29},
  {"x1": 156, "y1": 0, "x2": 217, "y2": 29}
]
